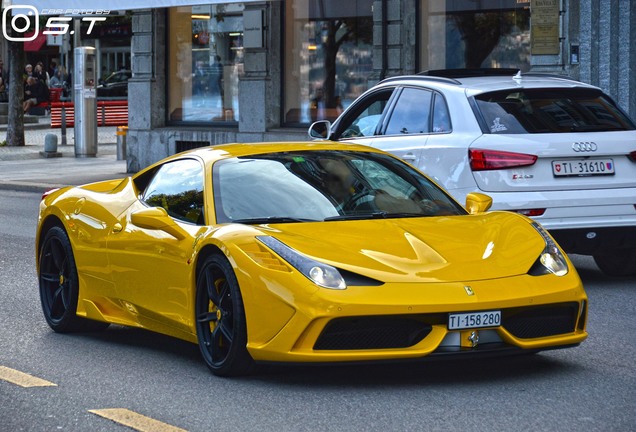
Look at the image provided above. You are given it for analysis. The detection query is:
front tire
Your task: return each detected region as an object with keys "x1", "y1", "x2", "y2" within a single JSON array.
[
  {"x1": 195, "y1": 254, "x2": 254, "y2": 376},
  {"x1": 38, "y1": 226, "x2": 109, "y2": 332},
  {"x1": 593, "y1": 248, "x2": 636, "y2": 277}
]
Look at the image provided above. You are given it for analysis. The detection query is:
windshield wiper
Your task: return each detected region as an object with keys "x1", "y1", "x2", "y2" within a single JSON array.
[
  {"x1": 324, "y1": 211, "x2": 425, "y2": 221},
  {"x1": 231, "y1": 216, "x2": 318, "y2": 224}
]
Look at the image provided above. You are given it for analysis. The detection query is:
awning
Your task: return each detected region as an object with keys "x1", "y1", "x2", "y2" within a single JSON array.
[
  {"x1": 2, "y1": 0, "x2": 274, "y2": 14},
  {"x1": 24, "y1": 31, "x2": 46, "y2": 51}
]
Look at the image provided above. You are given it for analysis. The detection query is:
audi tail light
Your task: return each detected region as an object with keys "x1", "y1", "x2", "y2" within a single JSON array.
[
  {"x1": 469, "y1": 149, "x2": 538, "y2": 171},
  {"x1": 629, "y1": 151, "x2": 636, "y2": 162},
  {"x1": 513, "y1": 208, "x2": 546, "y2": 217}
]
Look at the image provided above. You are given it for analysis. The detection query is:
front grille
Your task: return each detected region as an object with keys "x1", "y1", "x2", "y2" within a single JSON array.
[
  {"x1": 314, "y1": 316, "x2": 432, "y2": 350},
  {"x1": 504, "y1": 303, "x2": 579, "y2": 339}
]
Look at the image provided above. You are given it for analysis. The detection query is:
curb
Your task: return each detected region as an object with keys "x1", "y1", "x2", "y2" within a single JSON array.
[{"x1": 0, "y1": 181, "x2": 65, "y2": 194}]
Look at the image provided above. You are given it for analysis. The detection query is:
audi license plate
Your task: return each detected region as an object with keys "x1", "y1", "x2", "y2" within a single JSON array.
[
  {"x1": 448, "y1": 310, "x2": 501, "y2": 330},
  {"x1": 552, "y1": 158, "x2": 615, "y2": 177}
]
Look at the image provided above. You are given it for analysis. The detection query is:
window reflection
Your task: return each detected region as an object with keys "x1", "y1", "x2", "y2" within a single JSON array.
[
  {"x1": 284, "y1": 0, "x2": 374, "y2": 125},
  {"x1": 168, "y1": 4, "x2": 244, "y2": 124},
  {"x1": 420, "y1": 0, "x2": 531, "y2": 71}
]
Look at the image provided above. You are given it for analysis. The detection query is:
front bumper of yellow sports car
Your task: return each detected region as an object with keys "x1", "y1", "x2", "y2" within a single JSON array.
[{"x1": 227, "y1": 239, "x2": 587, "y2": 364}]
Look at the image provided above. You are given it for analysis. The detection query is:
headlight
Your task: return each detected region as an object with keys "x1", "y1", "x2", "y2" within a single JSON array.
[
  {"x1": 529, "y1": 222, "x2": 569, "y2": 276},
  {"x1": 257, "y1": 236, "x2": 346, "y2": 289}
]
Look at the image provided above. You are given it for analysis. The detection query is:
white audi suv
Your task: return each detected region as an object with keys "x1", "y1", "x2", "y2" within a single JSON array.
[{"x1": 309, "y1": 70, "x2": 636, "y2": 276}]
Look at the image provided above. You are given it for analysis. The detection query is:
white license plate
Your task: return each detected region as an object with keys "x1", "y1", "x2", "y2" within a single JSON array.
[
  {"x1": 552, "y1": 159, "x2": 615, "y2": 176},
  {"x1": 448, "y1": 310, "x2": 501, "y2": 330}
]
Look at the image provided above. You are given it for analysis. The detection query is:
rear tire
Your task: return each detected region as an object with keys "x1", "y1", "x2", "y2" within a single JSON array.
[
  {"x1": 195, "y1": 254, "x2": 254, "y2": 377},
  {"x1": 38, "y1": 226, "x2": 109, "y2": 332},
  {"x1": 593, "y1": 248, "x2": 636, "y2": 277}
]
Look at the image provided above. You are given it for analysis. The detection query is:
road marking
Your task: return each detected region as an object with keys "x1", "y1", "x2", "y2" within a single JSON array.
[
  {"x1": 0, "y1": 366, "x2": 57, "y2": 388},
  {"x1": 89, "y1": 408, "x2": 188, "y2": 432}
]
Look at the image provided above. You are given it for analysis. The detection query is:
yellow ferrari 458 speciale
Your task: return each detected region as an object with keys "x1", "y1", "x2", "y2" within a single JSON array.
[{"x1": 36, "y1": 142, "x2": 587, "y2": 376}]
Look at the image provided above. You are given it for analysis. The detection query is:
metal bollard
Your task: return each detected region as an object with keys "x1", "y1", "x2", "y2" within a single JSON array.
[{"x1": 116, "y1": 126, "x2": 128, "y2": 160}]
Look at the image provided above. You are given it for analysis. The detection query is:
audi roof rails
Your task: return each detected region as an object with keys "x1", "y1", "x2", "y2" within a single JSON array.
[
  {"x1": 380, "y1": 74, "x2": 461, "y2": 85},
  {"x1": 418, "y1": 68, "x2": 521, "y2": 78}
]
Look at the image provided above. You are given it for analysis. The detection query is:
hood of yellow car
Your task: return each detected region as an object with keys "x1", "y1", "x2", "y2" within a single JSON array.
[{"x1": 260, "y1": 212, "x2": 545, "y2": 283}]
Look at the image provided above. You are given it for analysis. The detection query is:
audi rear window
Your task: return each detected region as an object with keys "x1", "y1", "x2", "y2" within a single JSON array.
[{"x1": 474, "y1": 88, "x2": 635, "y2": 134}]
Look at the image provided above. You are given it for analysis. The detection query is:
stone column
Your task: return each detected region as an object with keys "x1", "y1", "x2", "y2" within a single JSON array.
[
  {"x1": 127, "y1": 8, "x2": 166, "y2": 172},
  {"x1": 238, "y1": 2, "x2": 281, "y2": 138},
  {"x1": 576, "y1": 0, "x2": 636, "y2": 116}
]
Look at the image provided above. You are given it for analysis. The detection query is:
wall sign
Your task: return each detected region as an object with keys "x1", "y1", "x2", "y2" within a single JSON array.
[
  {"x1": 531, "y1": 0, "x2": 560, "y2": 55},
  {"x1": 243, "y1": 9, "x2": 263, "y2": 49}
]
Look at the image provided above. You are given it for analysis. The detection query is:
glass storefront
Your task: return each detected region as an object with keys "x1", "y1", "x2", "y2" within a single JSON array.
[
  {"x1": 420, "y1": 0, "x2": 532, "y2": 72},
  {"x1": 168, "y1": 3, "x2": 245, "y2": 124},
  {"x1": 284, "y1": 0, "x2": 374, "y2": 125}
]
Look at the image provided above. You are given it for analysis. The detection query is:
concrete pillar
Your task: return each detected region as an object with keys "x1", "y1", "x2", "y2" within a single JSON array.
[
  {"x1": 238, "y1": 1, "x2": 282, "y2": 135},
  {"x1": 127, "y1": 9, "x2": 167, "y2": 172}
]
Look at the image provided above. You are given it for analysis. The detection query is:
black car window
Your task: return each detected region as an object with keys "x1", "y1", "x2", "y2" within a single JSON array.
[
  {"x1": 338, "y1": 89, "x2": 395, "y2": 139},
  {"x1": 142, "y1": 159, "x2": 205, "y2": 225},
  {"x1": 474, "y1": 88, "x2": 636, "y2": 133},
  {"x1": 384, "y1": 87, "x2": 433, "y2": 135}
]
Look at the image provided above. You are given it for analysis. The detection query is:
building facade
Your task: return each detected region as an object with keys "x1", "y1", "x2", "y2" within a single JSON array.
[{"x1": 126, "y1": 0, "x2": 636, "y2": 172}]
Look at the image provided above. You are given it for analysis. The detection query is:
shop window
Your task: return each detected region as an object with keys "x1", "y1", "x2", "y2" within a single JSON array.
[
  {"x1": 420, "y1": 0, "x2": 531, "y2": 72},
  {"x1": 168, "y1": 4, "x2": 244, "y2": 124},
  {"x1": 284, "y1": 0, "x2": 374, "y2": 125}
]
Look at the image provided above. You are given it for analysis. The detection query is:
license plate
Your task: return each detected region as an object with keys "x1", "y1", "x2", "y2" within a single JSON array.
[
  {"x1": 552, "y1": 159, "x2": 615, "y2": 176},
  {"x1": 448, "y1": 310, "x2": 501, "y2": 330}
]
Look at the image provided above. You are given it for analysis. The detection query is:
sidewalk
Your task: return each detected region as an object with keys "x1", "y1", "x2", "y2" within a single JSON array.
[{"x1": 0, "y1": 121, "x2": 128, "y2": 193}]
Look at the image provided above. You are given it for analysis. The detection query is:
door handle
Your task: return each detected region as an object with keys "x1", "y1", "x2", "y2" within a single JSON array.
[{"x1": 402, "y1": 153, "x2": 416, "y2": 161}]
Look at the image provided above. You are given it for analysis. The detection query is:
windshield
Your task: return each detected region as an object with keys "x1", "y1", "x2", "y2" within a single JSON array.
[
  {"x1": 474, "y1": 88, "x2": 635, "y2": 134},
  {"x1": 213, "y1": 150, "x2": 465, "y2": 224}
]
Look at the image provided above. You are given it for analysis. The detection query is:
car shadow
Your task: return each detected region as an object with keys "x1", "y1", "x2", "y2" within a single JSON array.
[
  {"x1": 56, "y1": 325, "x2": 201, "y2": 363},
  {"x1": 248, "y1": 351, "x2": 583, "y2": 387}
]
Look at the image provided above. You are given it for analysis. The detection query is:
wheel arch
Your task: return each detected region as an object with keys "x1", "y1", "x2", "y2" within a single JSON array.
[{"x1": 36, "y1": 215, "x2": 66, "y2": 267}]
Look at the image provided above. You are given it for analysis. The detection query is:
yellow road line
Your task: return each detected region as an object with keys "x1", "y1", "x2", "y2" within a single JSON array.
[
  {"x1": 0, "y1": 366, "x2": 57, "y2": 388},
  {"x1": 89, "y1": 408, "x2": 188, "y2": 432}
]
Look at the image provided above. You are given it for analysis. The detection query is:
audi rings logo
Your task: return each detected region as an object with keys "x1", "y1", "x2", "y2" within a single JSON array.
[{"x1": 572, "y1": 142, "x2": 598, "y2": 152}]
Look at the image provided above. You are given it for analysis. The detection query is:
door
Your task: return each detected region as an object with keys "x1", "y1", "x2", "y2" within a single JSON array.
[{"x1": 106, "y1": 158, "x2": 207, "y2": 332}]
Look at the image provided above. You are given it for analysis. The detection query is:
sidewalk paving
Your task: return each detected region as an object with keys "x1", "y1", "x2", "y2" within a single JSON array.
[{"x1": 0, "y1": 123, "x2": 128, "y2": 193}]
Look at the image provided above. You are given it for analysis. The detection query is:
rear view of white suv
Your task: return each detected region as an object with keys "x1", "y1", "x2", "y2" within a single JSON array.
[{"x1": 309, "y1": 70, "x2": 636, "y2": 276}]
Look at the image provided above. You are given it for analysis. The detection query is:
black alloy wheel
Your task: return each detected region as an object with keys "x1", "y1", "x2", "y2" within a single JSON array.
[
  {"x1": 196, "y1": 254, "x2": 254, "y2": 376},
  {"x1": 38, "y1": 226, "x2": 108, "y2": 332}
]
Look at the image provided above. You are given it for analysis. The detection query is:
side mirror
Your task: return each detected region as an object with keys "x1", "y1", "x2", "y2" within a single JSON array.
[
  {"x1": 308, "y1": 120, "x2": 331, "y2": 140},
  {"x1": 130, "y1": 207, "x2": 187, "y2": 240},
  {"x1": 465, "y1": 192, "x2": 493, "y2": 215}
]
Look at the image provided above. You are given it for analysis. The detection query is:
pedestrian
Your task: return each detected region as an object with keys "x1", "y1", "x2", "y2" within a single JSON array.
[{"x1": 23, "y1": 76, "x2": 49, "y2": 113}]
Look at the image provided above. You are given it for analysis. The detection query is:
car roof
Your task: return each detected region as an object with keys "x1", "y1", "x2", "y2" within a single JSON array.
[
  {"x1": 378, "y1": 73, "x2": 600, "y2": 97},
  {"x1": 135, "y1": 141, "x2": 390, "y2": 176}
]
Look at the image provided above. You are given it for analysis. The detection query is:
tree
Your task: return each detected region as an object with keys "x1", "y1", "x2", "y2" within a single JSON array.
[
  {"x1": 319, "y1": 17, "x2": 372, "y2": 109},
  {"x1": 452, "y1": 12, "x2": 515, "y2": 69},
  {"x1": 6, "y1": 26, "x2": 26, "y2": 146}
]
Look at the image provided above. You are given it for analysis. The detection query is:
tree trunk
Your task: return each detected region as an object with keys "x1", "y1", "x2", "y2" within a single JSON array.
[
  {"x1": 6, "y1": 37, "x2": 25, "y2": 147},
  {"x1": 322, "y1": 21, "x2": 340, "y2": 109}
]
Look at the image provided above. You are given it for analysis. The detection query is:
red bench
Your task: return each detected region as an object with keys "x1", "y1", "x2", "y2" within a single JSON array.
[{"x1": 50, "y1": 100, "x2": 128, "y2": 128}]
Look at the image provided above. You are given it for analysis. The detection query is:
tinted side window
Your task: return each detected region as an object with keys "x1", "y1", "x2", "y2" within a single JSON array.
[
  {"x1": 142, "y1": 159, "x2": 205, "y2": 225},
  {"x1": 385, "y1": 88, "x2": 432, "y2": 135},
  {"x1": 338, "y1": 89, "x2": 395, "y2": 139}
]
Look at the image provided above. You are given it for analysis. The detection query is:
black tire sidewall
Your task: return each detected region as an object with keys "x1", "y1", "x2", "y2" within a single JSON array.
[
  {"x1": 196, "y1": 254, "x2": 253, "y2": 376},
  {"x1": 38, "y1": 226, "x2": 81, "y2": 332}
]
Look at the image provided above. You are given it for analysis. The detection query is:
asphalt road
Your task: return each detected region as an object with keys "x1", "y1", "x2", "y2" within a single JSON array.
[{"x1": 1, "y1": 190, "x2": 634, "y2": 432}]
